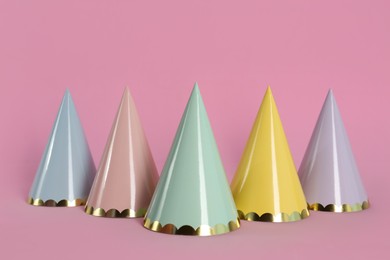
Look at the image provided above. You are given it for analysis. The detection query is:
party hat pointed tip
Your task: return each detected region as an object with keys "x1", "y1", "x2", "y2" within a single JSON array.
[
  {"x1": 63, "y1": 88, "x2": 72, "y2": 100},
  {"x1": 264, "y1": 86, "x2": 275, "y2": 101},
  {"x1": 327, "y1": 88, "x2": 335, "y2": 99},
  {"x1": 192, "y1": 82, "x2": 200, "y2": 94},
  {"x1": 119, "y1": 87, "x2": 133, "y2": 106},
  {"x1": 122, "y1": 86, "x2": 130, "y2": 97},
  {"x1": 189, "y1": 82, "x2": 203, "y2": 102}
]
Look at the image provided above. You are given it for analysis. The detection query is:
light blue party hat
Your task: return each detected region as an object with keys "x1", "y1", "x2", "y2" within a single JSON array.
[{"x1": 28, "y1": 90, "x2": 95, "y2": 207}]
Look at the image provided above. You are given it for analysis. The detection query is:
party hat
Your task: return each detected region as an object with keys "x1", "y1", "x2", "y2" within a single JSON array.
[
  {"x1": 231, "y1": 87, "x2": 309, "y2": 222},
  {"x1": 85, "y1": 88, "x2": 159, "y2": 218},
  {"x1": 299, "y1": 90, "x2": 369, "y2": 212},
  {"x1": 144, "y1": 83, "x2": 240, "y2": 236},
  {"x1": 28, "y1": 90, "x2": 95, "y2": 207}
]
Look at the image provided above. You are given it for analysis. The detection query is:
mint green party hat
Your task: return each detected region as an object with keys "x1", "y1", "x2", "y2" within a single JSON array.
[{"x1": 144, "y1": 83, "x2": 240, "y2": 236}]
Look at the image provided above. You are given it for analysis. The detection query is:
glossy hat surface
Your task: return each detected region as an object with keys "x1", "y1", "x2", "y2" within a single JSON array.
[
  {"x1": 231, "y1": 87, "x2": 309, "y2": 222},
  {"x1": 144, "y1": 83, "x2": 240, "y2": 236},
  {"x1": 299, "y1": 90, "x2": 369, "y2": 212},
  {"x1": 85, "y1": 88, "x2": 159, "y2": 217},
  {"x1": 28, "y1": 90, "x2": 95, "y2": 206}
]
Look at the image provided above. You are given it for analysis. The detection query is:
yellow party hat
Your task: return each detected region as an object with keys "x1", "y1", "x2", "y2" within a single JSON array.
[{"x1": 231, "y1": 87, "x2": 309, "y2": 222}]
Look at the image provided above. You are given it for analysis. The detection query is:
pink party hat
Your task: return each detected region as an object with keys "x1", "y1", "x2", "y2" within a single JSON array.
[{"x1": 85, "y1": 88, "x2": 159, "y2": 217}]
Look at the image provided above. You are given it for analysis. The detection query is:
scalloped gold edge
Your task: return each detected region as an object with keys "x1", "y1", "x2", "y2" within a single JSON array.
[
  {"x1": 237, "y1": 208, "x2": 310, "y2": 222},
  {"x1": 308, "y1": 200, "x2": 370, "y2": 212},
  {"x1": 84, "y1": 205, "x2": 146, "y2": 218},
  {"x1": 27, "y1": 197, "x2": 86, "y2": 207},
  {"x1": 143, "y1": 217, "x2": 240, "y2": 236}
]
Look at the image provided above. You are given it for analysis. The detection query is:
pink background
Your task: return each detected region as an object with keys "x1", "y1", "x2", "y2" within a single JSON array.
[{"x1": 1, "y1": 0, "x2": 389, "y2": 259}]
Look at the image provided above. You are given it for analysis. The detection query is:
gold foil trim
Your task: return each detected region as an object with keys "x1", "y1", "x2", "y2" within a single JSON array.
[
  {"x1": 237, "y1": 209, "x2": 310, "y2": 222},
  {"x1": 308, "y1": 200, "x2": 369, "y2": 212},
  {"x1": 143, "y1": 218, "x2": 240, "y2": 236},
  {"x1": 84, "y1": 205, "x2": 147, "y2": 218},
  {"x1": 27, "y1": 197, "x2": 85, "y2": 207}
]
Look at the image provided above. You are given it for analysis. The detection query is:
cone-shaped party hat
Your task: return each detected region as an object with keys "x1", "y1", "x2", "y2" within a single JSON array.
[
  {"x1": 85, "y1": 88, "x2": 159, "y2": 218},
  {"x1": 144, "y1": 83, "x2": 240, "y2": 236},
  {"x1": 231, "y1": 87, "x2": 309, "y2": 222},
  {"x1": 28, "y1": 90, "x2": 95, "y2": 207},
  {"x1": 299, "y1": 90, "x2": 369, "y2": 212}
]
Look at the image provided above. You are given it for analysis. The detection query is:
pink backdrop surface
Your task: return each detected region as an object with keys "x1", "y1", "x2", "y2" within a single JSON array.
[{"x1": 1, "y1": 1, "x2": 389, "y2": 259}]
